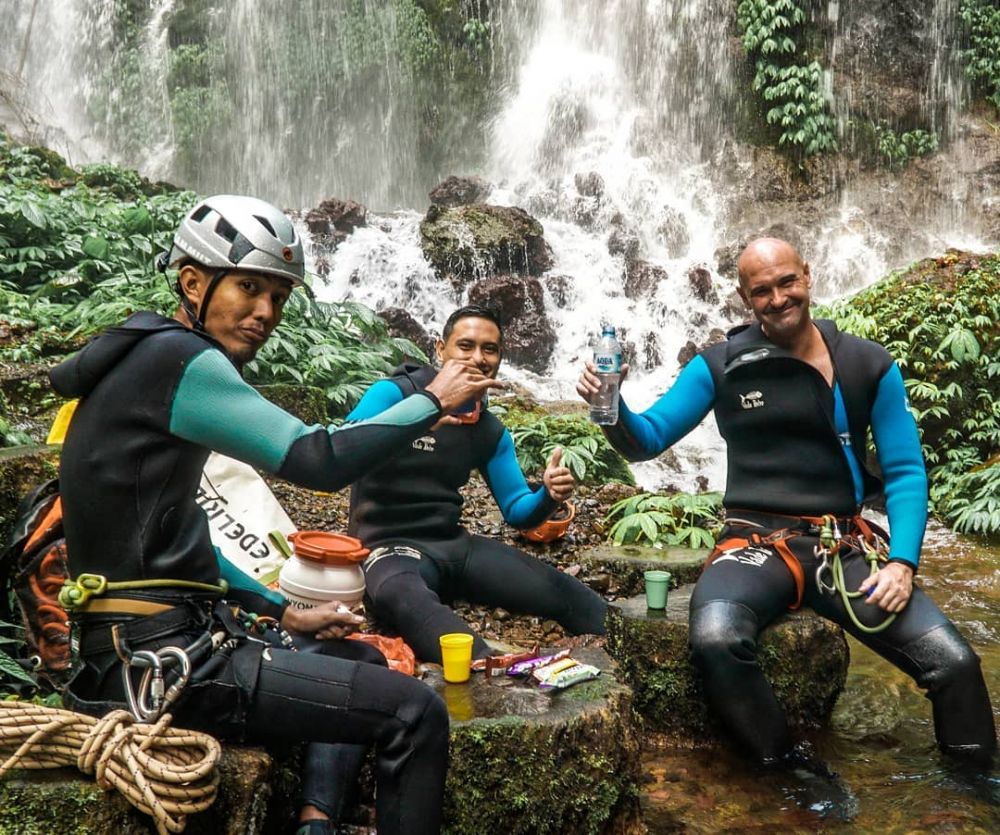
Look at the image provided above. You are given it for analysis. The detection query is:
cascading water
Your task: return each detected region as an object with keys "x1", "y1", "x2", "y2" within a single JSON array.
[{"x1": 4, "y1": 0, "x2": 998, "y2": 490}]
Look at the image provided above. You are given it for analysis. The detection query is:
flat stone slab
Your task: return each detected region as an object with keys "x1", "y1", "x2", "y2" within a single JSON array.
[
  {"x1": 427, "y1": 645, "x2": 643, "y2": 834},
  {"x1": 578, "y1": 543, "x2": 704, "y2": 597},
  {"x1": 606, "y1": 587, "x2": 849, "y2": 741}
]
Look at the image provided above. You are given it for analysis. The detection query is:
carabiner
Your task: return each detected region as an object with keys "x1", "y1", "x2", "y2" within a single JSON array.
[{"x1": 122, "y1": 649, "x2": 162, "y2": 722}]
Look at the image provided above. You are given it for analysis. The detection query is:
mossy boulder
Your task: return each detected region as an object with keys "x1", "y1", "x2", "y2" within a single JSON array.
[
  {"x1": 430, "y1": 646, "x2": 642, "y2": 834},
  {"x1": 0, "y1": 745, "x2": 272, "y2": 835},
  {"x1": 606, "y1": 587, "x2": 849, "y2": 741},
  {"x1": 0, "y1": 445, "x2": 59, "y2": 546},
  {"x1": 577, "y1": 544, "x2": 704, "y2": 598},
  {"x1": 255, "y1": 383, "x2": 329, "y2": 425},
  {"x1": 420, "y1": 204, "x2": 553, "y2": 284}
]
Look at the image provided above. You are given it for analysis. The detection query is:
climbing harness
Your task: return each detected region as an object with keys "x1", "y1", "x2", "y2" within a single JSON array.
[
  {"x1": 0, "y1": 701, "x2": 221, "y2": 835},
  {"x1": 708, "y1": 511, "x2": 900, "y2": 632},
  {"x1": 813, "y1": 514, "x2": 897, "y2": 635}
]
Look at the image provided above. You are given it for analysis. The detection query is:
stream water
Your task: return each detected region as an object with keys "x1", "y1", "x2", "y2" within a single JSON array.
[{"x1": 642, "y1": 521, "x2": 1000, "y2": 832}]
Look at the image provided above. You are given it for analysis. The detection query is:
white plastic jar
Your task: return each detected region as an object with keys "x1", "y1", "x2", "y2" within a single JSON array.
[{"x1": 278, "y1": 530, "x2": 368, "y2": 610}]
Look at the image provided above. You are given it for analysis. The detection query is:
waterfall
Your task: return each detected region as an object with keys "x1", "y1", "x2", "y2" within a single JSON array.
[{"x1": 3, "y1": 0, "x2": 997, "y2": 490}]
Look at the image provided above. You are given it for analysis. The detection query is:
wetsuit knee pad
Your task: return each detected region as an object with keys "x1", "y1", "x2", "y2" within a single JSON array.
[{"x1": 688, "y1": 600, "x2": 760, "y2": 667}]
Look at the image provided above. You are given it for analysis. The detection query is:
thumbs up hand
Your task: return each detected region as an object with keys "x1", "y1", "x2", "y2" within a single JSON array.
[{"x1": 543, "y1": 446, "x2": 574, "y2": 503}]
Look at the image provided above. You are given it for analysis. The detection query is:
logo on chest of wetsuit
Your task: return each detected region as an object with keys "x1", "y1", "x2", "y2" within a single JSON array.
[
  {"x1": 739, "y1": 390, "x2": 765, "y2": 410},
  {"x1": 412, "y1": 435, "x2": 436, "y2": 452}
]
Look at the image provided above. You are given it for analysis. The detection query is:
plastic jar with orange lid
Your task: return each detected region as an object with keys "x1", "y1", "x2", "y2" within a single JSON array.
[{"x1": 277, "y1": 531, "x2": 369, "y2": 609}]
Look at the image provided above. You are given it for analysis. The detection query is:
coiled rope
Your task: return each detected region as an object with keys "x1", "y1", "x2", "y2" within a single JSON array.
[{"x1": 0, "y1": 701, "x2": 221, "y2": 834}]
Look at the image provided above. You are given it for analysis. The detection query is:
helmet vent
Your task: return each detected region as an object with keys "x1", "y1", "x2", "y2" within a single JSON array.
[
  {"x1": 254, "y1": 215, "x2": 277, "y2": 237},
  {"x1": 190, "y1": 204, "x2": 212, "y2": 222},
  {"x1": 215, "y1": 217, "x2": 238, "y2": 243}
]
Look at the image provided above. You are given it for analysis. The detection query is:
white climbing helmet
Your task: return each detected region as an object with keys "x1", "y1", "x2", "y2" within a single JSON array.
[{"x1": 167, "y1": 194, "x2": 305, "y2": 286}]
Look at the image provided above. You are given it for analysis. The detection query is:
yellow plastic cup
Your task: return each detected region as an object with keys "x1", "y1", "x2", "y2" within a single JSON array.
[{"x1": 439, "y1": 633, "x2": 474, "y2": 683}]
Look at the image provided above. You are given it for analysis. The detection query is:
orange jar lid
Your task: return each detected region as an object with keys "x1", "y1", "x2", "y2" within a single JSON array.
[{"x1": 287, "y1": 531, "x2": 370, "y2": 564}]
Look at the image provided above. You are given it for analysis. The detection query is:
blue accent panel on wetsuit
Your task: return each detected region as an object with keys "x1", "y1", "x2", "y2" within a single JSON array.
[
  {"x1": 347, "y1": 379, "x2": 404, "y2": 421},
  {"x1": 215, "y1": 547, "x2": 287, "y2": 620},
  {"x1": 616, "y1": 354, "x2": 716, "y2": 459},
  {"x1": 482, "y1": 429, "x2": 555, "y2": 529},
  {"x1": 170, "y1": 348, "x2": 316, "y2": 473},
  {"x1": 832, "y1": 384, "x2": 865, "y2": 505},
  {"x1": 870, "y1": 363, "x2": 927, "y2": 566}
]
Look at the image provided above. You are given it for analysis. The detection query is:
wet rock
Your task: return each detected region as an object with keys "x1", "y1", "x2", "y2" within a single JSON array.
[
  {"x1": 622, "y1": 259, "x2": 667, "y2": 300},
  {"x1": 467, "y1": 275, "x2": 556, "y2": 373},
  {"x1": 429, "y1": 646, "x2": 643, "y2": 834},
  {"x1": 608, "y1": 227, "x2": 641, "y2": 261},
  {"x1": 428, "y1": 175, "x2": 493, "y2": 208},
  {"x1": 578, "y1": 544, "x2": 704, "y2": 599},
  {"x1": 831, "y1": 675, "x2": 907, "y2": 741},
  {"x1": 304, "y1": 197, "x2": 368, "y2": 249},
  {"x1": 641, "y1": 331, "x2": 661, "y2": 371},
  {"x1": 574, "y1": 170, "x2": 605, "y2": 198},
  {"x1": 720, "y1": 290, "x2": 748, "y2": 323},
  {"x1": 607, "y1": 588, "x2": 849, "y2": 740},
  {"x1": 420, "y1": 204, "x2": 553, "y2": 284},
  {"x1": 378, "y1": 307, "x2": 436, "y2": 360},
  {"x1": 656, "y1": 206, "x2": 690, "y2": 256},
  {"x1": 687, "y1": 266, "x2": 718, "y2": 305},
  {"x1": 677, "y1": 327, "x2": 727, "y2": 367},
  {"x1": 542, "y1": 274, "x2": 573, "y2": 308}
]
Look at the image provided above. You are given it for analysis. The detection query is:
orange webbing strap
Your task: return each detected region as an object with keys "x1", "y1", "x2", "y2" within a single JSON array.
[
  {"x1": 705, "y1": 528, "x2": 807, "y2": 610},
  {"x1": 25, "y1": 497, "x2": 62, "y2": 552}
]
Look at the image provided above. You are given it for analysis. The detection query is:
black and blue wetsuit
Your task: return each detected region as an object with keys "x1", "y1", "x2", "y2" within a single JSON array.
[
  {"x1": 347, "y1": 363, "x2": 608, "y2": 663},
  {"x1": 603, "y1": 320, "x2": 995, "y2": 763},
  {"x1": 51, "y1": 312, "x2": 449, "y2": 834}
]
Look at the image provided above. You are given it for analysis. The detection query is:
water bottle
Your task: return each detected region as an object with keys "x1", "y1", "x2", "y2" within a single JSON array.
[{"x1": 590, "y1": 325, "x2": 622, "y2": 425}]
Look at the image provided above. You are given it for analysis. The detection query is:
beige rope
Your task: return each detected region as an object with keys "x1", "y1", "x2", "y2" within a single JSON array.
[{"x1": 0, "y1": 701, "x2": 221, "y2": 834}]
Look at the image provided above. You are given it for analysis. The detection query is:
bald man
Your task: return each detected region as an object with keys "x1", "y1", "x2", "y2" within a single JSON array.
[{"x1": 578, "y1": 238, "x2": 995, "y2": 799}]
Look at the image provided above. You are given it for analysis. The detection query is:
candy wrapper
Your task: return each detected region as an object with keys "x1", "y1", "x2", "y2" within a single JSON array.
[
  {"x1": 534, "y1": 658, "x2": 601, "y2": 690},
  {"x1": 507, "y1": 649, "x2": 572, "y2": 677}
]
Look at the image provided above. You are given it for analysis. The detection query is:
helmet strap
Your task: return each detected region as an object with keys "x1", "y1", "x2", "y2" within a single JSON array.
[{"x1": 178, "y1": 269, "x2": 229, "y2": 333}]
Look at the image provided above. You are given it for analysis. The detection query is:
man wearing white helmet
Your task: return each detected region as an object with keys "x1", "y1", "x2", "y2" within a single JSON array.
[{"x1": 51, "y1": 195, "x2": 499, "y2": 835}]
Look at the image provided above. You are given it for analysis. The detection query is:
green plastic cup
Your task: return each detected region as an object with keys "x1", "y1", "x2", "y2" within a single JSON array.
[{"x1": 644, "y1": 570, "x2": 671, "y2": 610}]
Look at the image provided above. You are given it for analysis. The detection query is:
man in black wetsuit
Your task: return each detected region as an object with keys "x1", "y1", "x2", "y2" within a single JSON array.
[
  {"x1": 347, "y1": 305, "x2": 608, "y2": 664},
  {"x1": 52, "y1": 195, "x2": 501, "y2": 835},
  {"x1": 578, "y1": 238, "x2": 996, "y2": 800}
]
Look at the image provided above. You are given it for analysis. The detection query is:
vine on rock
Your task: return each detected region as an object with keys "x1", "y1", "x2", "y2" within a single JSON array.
[
  {"x1": 960, "y1": 0, "x2": 1000, "y2": 113},
  {"x1": 736, "y1": 0, "x2": 836, "y2": 156}
]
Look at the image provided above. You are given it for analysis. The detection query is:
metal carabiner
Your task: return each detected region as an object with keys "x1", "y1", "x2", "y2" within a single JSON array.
[
  {"x1": 155, "y1": 645, "x2": 193, "y2": 716},
  {"x1": 814, "y1": 545, "x2": 836, "y2": 596},
  {"x1": 122, "y1": 649, "x2": 162, "y2": 722}
]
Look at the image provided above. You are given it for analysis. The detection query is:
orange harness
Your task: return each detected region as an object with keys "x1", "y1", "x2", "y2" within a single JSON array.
[{"x1": 706, "y1": 513, "x2": 885, "y2": 610}]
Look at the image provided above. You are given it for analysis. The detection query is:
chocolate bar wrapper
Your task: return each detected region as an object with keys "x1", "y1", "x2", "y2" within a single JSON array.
[
  {"x1": 507, "y1": 649, "x2": 571, "y2": 677},
  {"x1": 539, "y1": 663, "x2": 601, "y2": 690}
]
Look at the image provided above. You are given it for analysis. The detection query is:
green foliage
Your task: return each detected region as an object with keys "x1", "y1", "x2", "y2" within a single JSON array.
[
  {"x1": 246, "y1": 297, "x2": 426, "y2": 417},
  {"x1": 0, "y1": 135, "x2": 421, "y2": 418},
  {"x1": 0, "y1": 621, "x2": 35, "y2": 693},
  {"x1": 960, "y1": 0, "x2": 1000, "y2": 113},
  {"x1": 825, "y1": 252, "x2": 1000, "y2": 535},
  {"x1": 736, "y1": 0, "x2": 837, "y2": 156},
  {"x1": 873, "y1": 124, "x2": 939, "y2": 168},
  {"x1": 605, "y1": 492, "x2": 724, "y2": 549},
  {"x1": 505, "y1": 412, "x2": 634, "y2": 486}
]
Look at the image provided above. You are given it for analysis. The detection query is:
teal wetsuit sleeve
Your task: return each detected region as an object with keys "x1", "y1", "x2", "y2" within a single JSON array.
[
  {"x1": 482, "y1": 429, "x2": 557, "y2": 530},
  {"x1": 870, "y1": 363, "x2": 927, "y2": 567},
  {"x1": 216, "y1": 547, "x2": 287, "y2": 620},
  {"x1": 602, "y1": 354, "x2": 716, "y2": 460},
  {"x1": 346, "y1": 379, "x2": 405, "y2": 420},
  {"x1": 169, "y1": 348, "x2": 441, "y2": 491}
]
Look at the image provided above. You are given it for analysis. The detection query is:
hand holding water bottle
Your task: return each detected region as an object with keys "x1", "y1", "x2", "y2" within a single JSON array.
[{"x1": 576, "y1": 326, "x2": 629, "y2": 425}]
